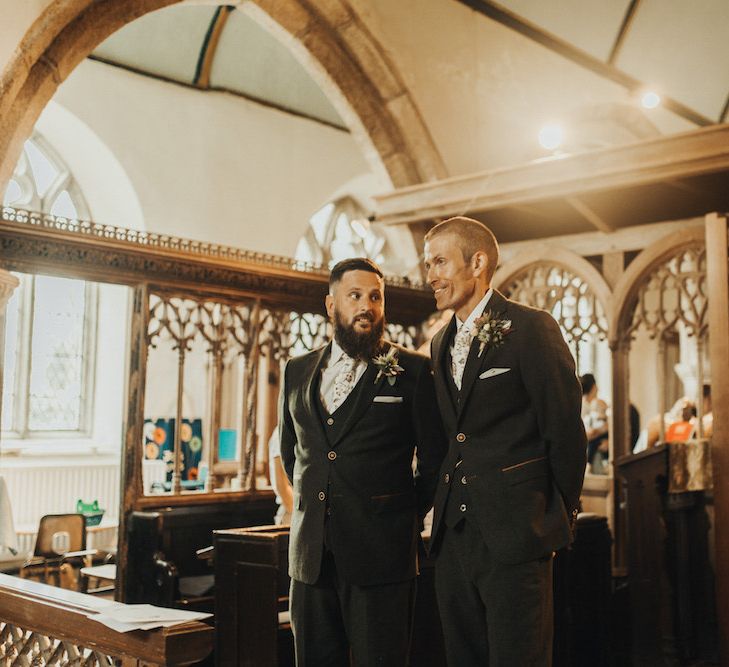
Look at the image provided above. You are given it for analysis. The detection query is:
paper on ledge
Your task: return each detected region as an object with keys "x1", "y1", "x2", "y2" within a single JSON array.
[{"x1": 87, "y1": 603, "x2": 211, "y2": 633}]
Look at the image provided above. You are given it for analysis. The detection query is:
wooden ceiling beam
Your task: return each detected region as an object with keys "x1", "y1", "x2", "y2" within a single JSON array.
[
  {"x1": 720, "y1": 93, "x2": 729, "y2": 124},
  {"x1": 607, "y1": 0, "x2": 642, "y2": 65},
  {"x1": 375, "y1": 125, "x2": 729, "y2": 226},
  {"x1": 457, "y1": 0, "x2": 715, "y2": 126},
  {"x1": 566, "y1": 196, "x2": 614, "y2": 233},
  {"x1": 194, "y1": 6, "x2": 233, "y2": 89}
]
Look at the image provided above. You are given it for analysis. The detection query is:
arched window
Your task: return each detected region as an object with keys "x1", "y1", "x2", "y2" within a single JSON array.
[
  {"x1": 295, "y1": 197, "x2": 387, "y2": 269},
  {"x1": 4, "y1": 133, "x2": 90, "y2": 220},
  {"x1": 2, "y1": 134, "x2": 97, "y2": 439}
]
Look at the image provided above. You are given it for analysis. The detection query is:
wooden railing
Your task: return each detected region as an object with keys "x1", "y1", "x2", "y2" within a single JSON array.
[{"x1": 0, "y1": 574, "x2": 213, "y2": 666}]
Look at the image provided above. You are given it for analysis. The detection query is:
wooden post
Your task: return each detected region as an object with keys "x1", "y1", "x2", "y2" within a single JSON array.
[
  {"x1": 0, "y1": 270, "x2": 19, "y2": 436},
  {"x1": 260, "y1": 354, "x2": 281, "y2": 485},
  {"x1": 705, "y1": 212, "x2": 729, "y2": 660},
  {"x1": 118, "y1": 284, "x2": 150, "y2": 602},
  {"x1": 610, "y1": 337, "x2": 630, "y2": 574}
]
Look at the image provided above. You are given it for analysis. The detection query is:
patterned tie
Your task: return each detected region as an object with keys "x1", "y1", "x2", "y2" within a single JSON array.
[
  {"x1": 330, "y1": 355, "x2": 357, "y2": 412},
  {"x1": 451, "y1": 325, "x2": 472, "y2": 390}
]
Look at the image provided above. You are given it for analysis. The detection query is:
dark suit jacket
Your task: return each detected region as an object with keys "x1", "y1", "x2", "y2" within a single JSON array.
[
  {"x1": 279, "y1": 341, "x2": 446, "y2": 586},
  {"x1": 429, "y1": 290, "x2": 587, "y2": 564}
]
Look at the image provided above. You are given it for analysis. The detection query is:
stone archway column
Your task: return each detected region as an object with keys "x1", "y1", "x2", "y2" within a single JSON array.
[
  {"x1": 705, "y1": 212, "x2": 729, "y2": 661},
  {"x1": 0, "y1": 269, "x2": 20, "y2": 435}
]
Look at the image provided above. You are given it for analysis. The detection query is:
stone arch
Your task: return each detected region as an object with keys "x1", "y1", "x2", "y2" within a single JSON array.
[{"x1": 0, "y1": 0, "x2": 446, "y2": 196}]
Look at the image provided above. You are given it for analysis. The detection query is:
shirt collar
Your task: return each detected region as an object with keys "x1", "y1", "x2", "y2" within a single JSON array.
[
  {"x1": 456, "y1": 288, "x2": 494, "y2": 333},
  {"x1": 330, "y1": 338, "x2": 354, "y2": 365}
]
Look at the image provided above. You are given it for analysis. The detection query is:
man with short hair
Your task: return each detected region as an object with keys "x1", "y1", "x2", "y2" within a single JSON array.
[
  {"x1": 423, "y1": 217, "x2": 587, "y2": 666},
  {"x1": 279, "y1": 257, "x2": 446, "y2": 666}
]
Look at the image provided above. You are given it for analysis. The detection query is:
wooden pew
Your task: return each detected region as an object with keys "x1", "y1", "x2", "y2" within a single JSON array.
[
  {"x1": 125, "y1": 495, "x2": 276, "y2": 610},
  {"x1": 213, "y1": 526, "x2": 292, "y2": 667},
  {"x1": 0, "y1": 573, "x2": 213, "y2": 666},
  {"x1": 212, "y1": 526, "x2": 448, "y2": 667}
]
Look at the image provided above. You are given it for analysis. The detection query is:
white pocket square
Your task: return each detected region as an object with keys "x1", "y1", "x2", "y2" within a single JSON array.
[
  {"x1": 479, "y1": 367, "x2": 511, "y2": 380},
  {"x1": 373, "y1": 395, "x2": 404, "y2": 403}
]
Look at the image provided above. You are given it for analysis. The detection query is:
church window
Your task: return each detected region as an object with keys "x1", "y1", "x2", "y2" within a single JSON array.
[
  {"x1": 2, "y1": 134, "x2": 96, "y2": 439},
  {"x1": 295, "y1": 197, "x2": 386, "y2": 268}
]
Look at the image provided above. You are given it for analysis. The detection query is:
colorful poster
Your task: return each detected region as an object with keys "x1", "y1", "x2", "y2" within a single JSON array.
[{"x1": 143, "y1": 417, "x2": 203, "y2": 483}]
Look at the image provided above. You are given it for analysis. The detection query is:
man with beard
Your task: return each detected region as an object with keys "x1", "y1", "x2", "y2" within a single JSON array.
[{"x1": 279, "y1": 257, "x2": 446, "y2": 666}]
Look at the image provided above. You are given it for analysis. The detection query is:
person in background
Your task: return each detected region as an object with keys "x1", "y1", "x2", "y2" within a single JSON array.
[
  {"x1": 580, "y1": 373, "x2": 609, "y2": 474},
  {"x1": 268, "y1": 428, "x2": 293, "y2": 525}
]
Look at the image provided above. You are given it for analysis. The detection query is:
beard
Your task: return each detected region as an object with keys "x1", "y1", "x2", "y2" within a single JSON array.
[{"x1": 333, "y1": 310, "x2": 385, "y2": 360}]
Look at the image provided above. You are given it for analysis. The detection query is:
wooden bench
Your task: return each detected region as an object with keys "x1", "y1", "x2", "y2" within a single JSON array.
[{"x1": 124, "y1": 495, "x2": 276, "y2": 611}]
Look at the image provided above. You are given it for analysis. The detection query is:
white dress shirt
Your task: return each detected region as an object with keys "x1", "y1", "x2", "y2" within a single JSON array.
[
  {"x1": 320, "y1": 340, "x2": 367, "y2": 413},
  {"x1": 450, "y1": 288, "x2": 494, "y2": 357}
]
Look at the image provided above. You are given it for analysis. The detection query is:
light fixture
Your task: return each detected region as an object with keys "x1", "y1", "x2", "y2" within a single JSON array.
[
  {"x1": 538, "y1": 124, "x2": 564, "y2": 150},
  {"x1": 640, "y1": 91, "x2": 661, "y2": 109}
]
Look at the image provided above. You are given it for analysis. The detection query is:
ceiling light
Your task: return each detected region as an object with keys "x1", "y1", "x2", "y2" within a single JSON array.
[
  {"x1": 538, "y1": 124, "x2": 563, "y2": 150},
  {"x1": 641, "y1": 91, "x2": 661, "y2": 109}
]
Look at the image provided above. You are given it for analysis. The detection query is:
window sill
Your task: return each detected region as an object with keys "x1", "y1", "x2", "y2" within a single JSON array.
[{"x1": 0, "y1": 439, "x2": 120, "y2": 462}]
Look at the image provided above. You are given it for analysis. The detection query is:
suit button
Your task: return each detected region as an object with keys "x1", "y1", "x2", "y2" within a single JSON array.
[
  {"x1": 459, "y1": 504, "x2": 467, "y2": 512},
  {"x1": 444, "y1": 473, "x2": 450, "y2": 484},
  {"x1": 318, "y1": 491, "x2": 326, "y2": 501},
  {"x1": 461, "y1": 475, "x2": 467, "y2": 485},
  {"x1": 327, "y1": 451, "x2": 337, "y2": 461},
  {"x1": 456, "y1": 433, "x2": 466, "y2": 443},
  {"x1": 326, "y1": 417, "x2": 334, "y2": 425}
]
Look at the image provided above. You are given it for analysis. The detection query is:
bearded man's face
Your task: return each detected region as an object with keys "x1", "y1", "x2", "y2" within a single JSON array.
[{"x1": 325, "y1": 269, "x2": 385, "y2": 360}]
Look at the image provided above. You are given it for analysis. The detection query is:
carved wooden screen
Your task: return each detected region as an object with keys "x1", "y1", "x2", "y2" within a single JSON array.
[
  {"x1": 622, "y1": 243, "x2": 708, "y2": 439},
  {"x1": 501, "y1": 262, "x2": 607, "y2": 369},
  {"x1": 145, "y1": 292, "x2": 423, "y2": 497},
  {"x1": 0, "y1": 625, "x2": 115, "y2": 666},
  {"x1": 146, "y1": 295, "x2": 331, "y2": 494}
]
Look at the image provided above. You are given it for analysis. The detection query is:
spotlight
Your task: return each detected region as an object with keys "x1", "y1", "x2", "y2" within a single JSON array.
[
  {"x1": 538, "y1": 124, "x2": 563, "y2": 150},
  {"x1": 641, "y1": 91, "x2": 660, "y2": 109}
]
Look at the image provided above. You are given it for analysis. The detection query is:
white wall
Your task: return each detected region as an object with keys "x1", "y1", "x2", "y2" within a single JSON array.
[
  {"x1": 35, "y1": 102, "x2": 145, "y2": 230},
  {"x1": 51, "y1": 59, "x2": 373, "y2": 256}
]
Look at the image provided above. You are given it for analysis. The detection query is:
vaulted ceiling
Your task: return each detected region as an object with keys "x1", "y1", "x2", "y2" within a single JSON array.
[{"x1": 89, "y1": 0, "x2": 728, "y2": 181}]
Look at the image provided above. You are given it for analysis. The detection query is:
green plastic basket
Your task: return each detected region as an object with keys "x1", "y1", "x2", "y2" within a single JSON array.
[{"x1": 76, "y1": 499, "x2": 105, "y2": 527}]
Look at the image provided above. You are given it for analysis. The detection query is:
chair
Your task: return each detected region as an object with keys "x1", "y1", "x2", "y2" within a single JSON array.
[{"x1": 19, "y1": 514, "x2": 96, "y2": 590}]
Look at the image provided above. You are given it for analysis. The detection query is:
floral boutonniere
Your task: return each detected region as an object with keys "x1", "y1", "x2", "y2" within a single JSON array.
[
  {"x1": 472, "y1": 310, "x2": 513, "y2": 357},
  {"x1": 372, "y1": 347, "x2": 405, "y2": 385}
]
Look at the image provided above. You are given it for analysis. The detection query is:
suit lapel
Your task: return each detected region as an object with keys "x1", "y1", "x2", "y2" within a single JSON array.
[
  {"x1": 303, "y1": 343, "x2": 330, "y2": 440},
  {"x1": 432, "y1": 316, "x2": 458, "y2": 425},
  {"x1": 331, "y1": 348, "x2": 388, "y2": 447},
  {"x1": 457, "y1": 290, "x2": 509, "y2": 420}
]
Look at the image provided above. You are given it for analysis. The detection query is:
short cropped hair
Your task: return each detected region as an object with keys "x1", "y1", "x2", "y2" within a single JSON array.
[
  {"x1": 329, "y1": 257, "x2": 384, "y2": 291},
  {"x1": 424, "y1": 216, "x2": 499, "y2": 282}
]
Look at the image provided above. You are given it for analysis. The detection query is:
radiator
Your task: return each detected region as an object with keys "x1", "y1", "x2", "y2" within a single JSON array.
[{"x1": 0, "y1": 461, "x2": 120, "y2": 555}]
